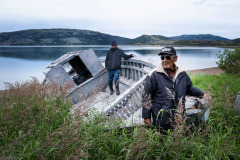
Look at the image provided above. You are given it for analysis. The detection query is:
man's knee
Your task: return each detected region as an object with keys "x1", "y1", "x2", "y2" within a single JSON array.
[{"x1": 113, "y1": 70, "x2": 120, "y2": 82}]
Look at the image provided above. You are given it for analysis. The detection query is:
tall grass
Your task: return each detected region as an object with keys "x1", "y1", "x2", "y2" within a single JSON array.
[
  {"x1": 0, "y1": 78, "x2": 73, "y2": 159},
  {"x1": 0, "y1": 73, "x2": 240, "y2": 159}
]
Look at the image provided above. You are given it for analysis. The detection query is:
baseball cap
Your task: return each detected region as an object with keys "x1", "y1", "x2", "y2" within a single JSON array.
[
  {"x1": 112, "y1": 41, "x2": 117, "y2": 46},
  {"x1": 158, "y1": 46, "x2": 177, "y2": 55}
]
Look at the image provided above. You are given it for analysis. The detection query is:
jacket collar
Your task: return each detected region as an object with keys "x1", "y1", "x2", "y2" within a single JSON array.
[{"x1": 155, "y1": 63, "x2": 185, "y2": 82}]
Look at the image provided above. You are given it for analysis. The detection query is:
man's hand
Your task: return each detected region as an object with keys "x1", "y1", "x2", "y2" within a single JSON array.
[
  {"x1": 132, "y1": 54, "x2": 135, "y2": 57},
  {"x1": 106, "y1": 69, "x2": 108, "y2": 73},
  {"x1": 144, "y1": 118, "x2": 151, "y2": 127},
  {"x1": 203, "y1": 94, "x2": 212, "y2": 106}
]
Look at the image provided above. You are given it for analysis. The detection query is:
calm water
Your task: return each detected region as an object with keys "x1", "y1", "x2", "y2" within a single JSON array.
[{"x1": 0, "y1": 45, "x2": 224, "y2": 90}]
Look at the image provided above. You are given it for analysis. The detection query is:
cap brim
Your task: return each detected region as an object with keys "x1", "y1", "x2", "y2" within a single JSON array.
[{"x1": 158, "y1": 52, "x2": 174, "y2": 55}]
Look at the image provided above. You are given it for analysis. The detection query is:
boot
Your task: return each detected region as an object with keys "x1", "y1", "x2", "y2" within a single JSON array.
[
  {"x1": 115, "y1": 81, "x2": 120, "y2": 95},
  {"x1": 108, "y1": 82, "x2": 114, "y2": 95}
]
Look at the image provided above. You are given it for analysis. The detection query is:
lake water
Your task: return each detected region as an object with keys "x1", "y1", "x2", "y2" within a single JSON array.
[{"x1": 0, "y1": 45, "x2": 225, "y2": 90}]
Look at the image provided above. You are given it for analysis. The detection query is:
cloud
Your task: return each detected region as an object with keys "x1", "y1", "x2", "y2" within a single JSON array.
[{"x1": 0, "y1": 0, "x2": 240, "y2": 39}]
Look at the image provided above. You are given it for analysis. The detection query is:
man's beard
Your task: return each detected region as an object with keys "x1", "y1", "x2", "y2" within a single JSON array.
[{"x1": 111, "y1": 48, "x2": 117, "y2": 52}]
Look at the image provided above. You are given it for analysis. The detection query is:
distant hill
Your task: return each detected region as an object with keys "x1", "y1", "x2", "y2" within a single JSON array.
[
  {"x1": 0, "y1": 29, "x2": 131, "y2": 45},
  {"x1": 0, "y1": 29, "x2": 238, "y2": 46},
  {"x1": 170, "y1": 34, "x2": 231, "y2": 41},
  {"x1": 173, "y1": 39, "x2": 233, "y2": 46},
  {"x1": 232, "y1": 38, "x2": 240, "y2": 45},
  {"x1": 130, "y1": 35, "x2": 175, "y2": 45},
  {"x1": 0, "y1": 29, "x2": 176, "y2": 45}
]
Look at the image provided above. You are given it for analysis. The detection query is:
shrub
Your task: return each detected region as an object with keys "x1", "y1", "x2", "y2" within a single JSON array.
[{"x1": 216, "y1": 48, "x2": 240, "y2": 73}]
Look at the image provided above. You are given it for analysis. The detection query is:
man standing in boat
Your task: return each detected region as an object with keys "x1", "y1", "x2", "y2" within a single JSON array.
[
  {"x1": 142, "y1": 46, "x2": 212, "y2": 130},
  {"x1": 105, "y1": 41, "x2": 135, "y2": 95}
]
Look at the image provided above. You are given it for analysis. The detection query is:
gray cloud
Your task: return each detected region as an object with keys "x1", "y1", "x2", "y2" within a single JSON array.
[{"x1": 0, "y1": 0, "x2": 239, "y2": 39}]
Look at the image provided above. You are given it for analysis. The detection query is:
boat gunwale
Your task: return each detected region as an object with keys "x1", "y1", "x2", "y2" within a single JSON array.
[{"x1": 104, "y1": 74, "x2": 149, "y2": 115}]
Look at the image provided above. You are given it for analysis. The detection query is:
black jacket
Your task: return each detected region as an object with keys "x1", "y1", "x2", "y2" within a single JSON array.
[
  {"x1": 142, "y1": 64, "x2": 204, "y2": 128},
  {"x1": 105, "y1": 48, "x2": 132, "y2": 70}
]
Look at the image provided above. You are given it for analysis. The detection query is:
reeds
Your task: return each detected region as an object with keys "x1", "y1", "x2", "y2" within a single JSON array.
[
  {"x1": 0, "y1": 73, "x2": 240, "y2": 159},
  {"x1": 0, "y1": 77, "x2": 73, "y2": 159}
]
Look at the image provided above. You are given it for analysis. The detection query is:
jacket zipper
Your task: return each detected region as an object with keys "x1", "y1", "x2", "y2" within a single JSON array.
[
  {"x1": 173, "y1": 82, "x2": 177, "y2": 107},
  {"x1": 112, "y1": 50, "x2": 117, "y2": 70},
  {"x1": 166, "y1": 74, "x2": 177, "y2": 107},
  {"x1": 172, "y1": 74, "x2": 184, "y2": 107}
]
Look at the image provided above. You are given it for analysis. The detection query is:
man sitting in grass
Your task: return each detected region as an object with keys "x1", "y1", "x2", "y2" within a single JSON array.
[{"x1": 142, "y1": 46, "x2": 212, "y2": 130}]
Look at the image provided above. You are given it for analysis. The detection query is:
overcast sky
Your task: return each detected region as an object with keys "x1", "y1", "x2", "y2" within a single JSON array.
[{"x1": 0, "y1": 0, "x2": 239, "y2": 39}]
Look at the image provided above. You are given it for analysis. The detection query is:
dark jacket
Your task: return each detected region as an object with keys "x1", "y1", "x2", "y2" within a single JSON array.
[
  {"x1": 105, "y1": 48, "x2": 132, "y2": 70},
  {"x1": 142, "y1": 63, "x2": 204, "y2": 129}
]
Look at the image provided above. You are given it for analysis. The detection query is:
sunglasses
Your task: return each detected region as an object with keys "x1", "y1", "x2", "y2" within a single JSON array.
[{"x1": 161, "y1": 55, "x2": 173, "y2": 60}]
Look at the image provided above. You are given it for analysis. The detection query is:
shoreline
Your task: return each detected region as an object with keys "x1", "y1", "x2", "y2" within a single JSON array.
[
  {"x1": 186, "y1": 67, "x2": 224, "y2": 75},
  {"x1": 0, "y1": 67, "x2": 224, "y2": 91}
]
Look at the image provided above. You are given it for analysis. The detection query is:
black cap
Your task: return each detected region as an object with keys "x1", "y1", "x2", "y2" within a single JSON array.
[
  {"x1": 112, "y1": 41, "x2": 117, "y2": 46},
  {"x1": 158, "y1": 46, "x2": 176, "y2": 55}
]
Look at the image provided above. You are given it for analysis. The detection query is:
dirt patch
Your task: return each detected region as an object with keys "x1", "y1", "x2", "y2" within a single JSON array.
[{"x1": 187, "y1": 67, "x2": 224, "y2": 75}]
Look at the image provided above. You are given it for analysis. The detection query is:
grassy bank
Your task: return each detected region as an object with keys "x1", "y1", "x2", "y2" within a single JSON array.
[{"x1": 0, "y1": 73, "x2": 240, "y2": 159}]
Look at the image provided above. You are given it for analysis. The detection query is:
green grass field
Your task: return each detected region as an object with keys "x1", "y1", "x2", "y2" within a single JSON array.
[{"x1": 0, "y1": 73, "x2": 240, "y2": 159}]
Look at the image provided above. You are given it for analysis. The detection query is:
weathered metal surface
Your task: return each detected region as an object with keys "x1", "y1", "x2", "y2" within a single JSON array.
[
  {"x1": 104, "y1": 76, "x2": 145, "y2": 116},
  {"x1": 67, "y1": 70, "x2": 108, "y2": 104},
  {"x1": 48, "y1": 51, "x2": 84, "y2": 68},
  {"x1": 47, "y1": 49, "x2": 104, "y2": 78},
  {"x1": 46, "y1": 64, "x2": 77, "y2": 89},
  {"x1": 46, "y1": 49, "x2": 106, "y2": 104},
  {"x1": 234, "y1": 92, "x2": 240, "y2": 114},
  {"x1": 79, "y1": 49, "x2": 104, "y2": 76}
]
